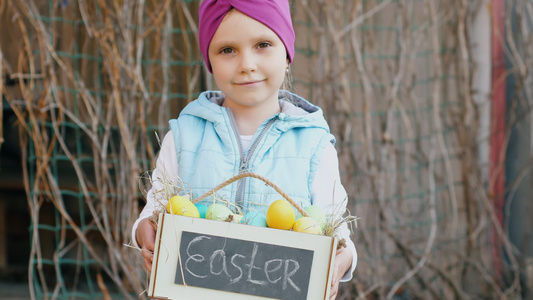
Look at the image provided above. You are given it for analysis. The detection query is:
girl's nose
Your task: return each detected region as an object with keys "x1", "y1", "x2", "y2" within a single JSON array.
[{"x1": 239, "y1": 51, "x2": 257, "y2": 73}]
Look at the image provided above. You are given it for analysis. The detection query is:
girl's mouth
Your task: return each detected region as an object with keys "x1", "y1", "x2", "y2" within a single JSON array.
[{"x1": 235, "y1": 79, "x2": 264, "y2": 86}]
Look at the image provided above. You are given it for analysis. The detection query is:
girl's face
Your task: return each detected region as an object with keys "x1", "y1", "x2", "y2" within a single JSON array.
[{"x1": 208, "y1": 9, "x2": 288, "y2": 112}]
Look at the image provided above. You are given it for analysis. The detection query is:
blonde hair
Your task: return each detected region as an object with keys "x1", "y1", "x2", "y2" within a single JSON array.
[{"x1": 281, "y1": 65, "x2": 293, "y2": 91}]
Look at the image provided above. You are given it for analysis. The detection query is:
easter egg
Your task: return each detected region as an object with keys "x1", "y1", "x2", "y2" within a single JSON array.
[
  {"x1": 266, "y1": 200, "x2": 295, "y2": 230},
  {"x1": 292, "y1": 217, "x2": 323, "y2": 235},
  {"x1": 241, "y1": 211, "x2": 268, "y2": 227},
  {"x1": 167, "y1": 195, "x2": 200, "y2": 218},
  {"x1": 206, "y1": 204, "x2": 233, "y2": 221},
  {"x1": 194, "y1": 203, "x2": 208, "y2": 219},
  {"x1": 298, "y1": 205, "x2": 327, "y2": 231}
]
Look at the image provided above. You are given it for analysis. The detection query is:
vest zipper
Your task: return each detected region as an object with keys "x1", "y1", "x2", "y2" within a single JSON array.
[{"x1": 226, "y1": 108, "x2": 279, "y2": 208}]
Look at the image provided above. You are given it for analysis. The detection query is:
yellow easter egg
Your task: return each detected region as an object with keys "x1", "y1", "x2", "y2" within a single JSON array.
[
  {"x1": 298, "y1": 205, "x2": 327, "y2": 231},
  {"x1": 167, "y1": 195, "x2": 200, "y2": 218},
  {"x1": 266, "y1": 200, "x2": 295, "y2": 230},
  {"x1": 292, "y1": 217, "x2": 323, "y2": 235}
]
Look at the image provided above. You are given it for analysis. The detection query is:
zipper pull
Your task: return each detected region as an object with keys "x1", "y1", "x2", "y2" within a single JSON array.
[{"x1": 240, "y1": 159, "x2": 249, "y2": 173}]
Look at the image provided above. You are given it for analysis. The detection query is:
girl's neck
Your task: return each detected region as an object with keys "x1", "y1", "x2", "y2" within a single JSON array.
[{"x1": 224, "y1": 100, "x2": 281, "y2": 135}]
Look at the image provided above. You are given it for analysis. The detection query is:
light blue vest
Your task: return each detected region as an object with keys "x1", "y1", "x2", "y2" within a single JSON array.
[{"x1": 169, "y1": 91, "x2": 335, "y2": 214}]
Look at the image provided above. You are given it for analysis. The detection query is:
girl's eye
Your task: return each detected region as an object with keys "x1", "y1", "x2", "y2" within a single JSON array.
[
  {"x1": 220, "y1": 48, "x2": 234, "y2": 54},
  {"x1": 257, "y1": 42, "x2": 271, "y2": 49}
]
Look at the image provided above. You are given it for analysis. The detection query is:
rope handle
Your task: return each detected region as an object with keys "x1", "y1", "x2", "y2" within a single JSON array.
[{"x1": 192, "y1": 172, "x2": 309, "y2": 217}]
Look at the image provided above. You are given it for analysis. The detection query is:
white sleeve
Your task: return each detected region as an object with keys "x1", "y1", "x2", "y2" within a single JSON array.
[
  {"x1": 130, "y1": 131, "x2": 178, "y2": 248},
  {"x1": 310, "y1": 143, "x2": 357, "y2": 282}
]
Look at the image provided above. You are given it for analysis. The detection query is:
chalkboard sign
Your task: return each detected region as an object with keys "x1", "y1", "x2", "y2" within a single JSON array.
[
  {"x1": 175, "y1": 231, "x2": 314, "y2": 300},
  {"x1": 148, "y1": 214, "x2": 338, "y2": 300}
]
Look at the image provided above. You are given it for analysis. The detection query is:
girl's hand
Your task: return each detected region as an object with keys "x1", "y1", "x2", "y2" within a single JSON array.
[
  {"x1": 329, "y1": 262, "x2": 341, "y2": 300},
  {"x1": 136, "y1": 218, "x2": 156, "y2": 271},
  {"x1": 329, "y1": 246, "x2": 353, "y2": 300}
]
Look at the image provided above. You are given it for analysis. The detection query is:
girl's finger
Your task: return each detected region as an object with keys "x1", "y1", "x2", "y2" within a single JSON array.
[
  {"x1": 141, "y1": 248, "x2": 150, "y2": 259},
  {"x1": 329, "y1": 282, "x2": 338, "y2": 300},
  {"x1": 329, "y1": 264, "x2": 340, "y2": 299},
  {"x1": 141, "y1": 246, "x2": 154, "y2": 271},
  {"x1": 144, "y1": 258, "x2": 152, "y2": 271}
]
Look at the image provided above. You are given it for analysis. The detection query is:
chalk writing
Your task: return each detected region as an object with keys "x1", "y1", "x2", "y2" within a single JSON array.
[{"x1": 175, "y1": 231, "x2": 314, "y2": 300}]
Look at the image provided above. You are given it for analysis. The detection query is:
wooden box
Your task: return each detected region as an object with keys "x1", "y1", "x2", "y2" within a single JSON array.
[{"x1": 148, "y1": 213, "x2": 338, "y2": 300}]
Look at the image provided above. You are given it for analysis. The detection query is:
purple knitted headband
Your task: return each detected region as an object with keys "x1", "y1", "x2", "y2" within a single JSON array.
[{"x1": 199, "y1": 0, "x2": 295, "y2": 73}]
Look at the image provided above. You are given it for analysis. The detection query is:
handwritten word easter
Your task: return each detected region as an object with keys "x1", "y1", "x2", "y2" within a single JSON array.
[{"x1": 175, "y1": 231, "x2": 314, "y2": 300}]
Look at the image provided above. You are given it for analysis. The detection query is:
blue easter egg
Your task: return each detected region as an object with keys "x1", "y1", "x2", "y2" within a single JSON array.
[
  {"x1": 241, "y1": 211, "x2": 268, "y2": 227},
  {"x1": 195, "y1": 203, "x2": 208, "y2": 219}
]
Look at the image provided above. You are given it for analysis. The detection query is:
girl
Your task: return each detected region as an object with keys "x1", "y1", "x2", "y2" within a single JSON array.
[{"x1": 132, "y1": 0, "x2": 357, "y2": 298}]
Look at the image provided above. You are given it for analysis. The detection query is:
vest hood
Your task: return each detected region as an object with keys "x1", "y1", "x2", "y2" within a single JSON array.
[{"x1": 179, "y1": 90, "x2": 331, "y2": 134}]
